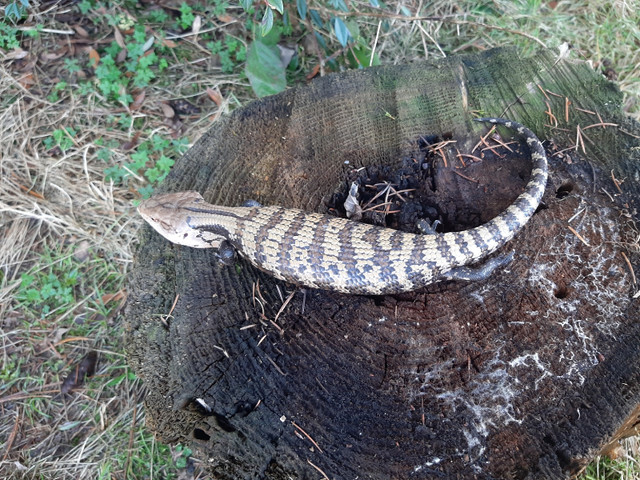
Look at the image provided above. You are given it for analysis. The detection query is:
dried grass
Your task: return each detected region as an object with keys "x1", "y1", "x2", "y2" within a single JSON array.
[
  {"x1": 0, "y1": 66, "x2": 134, "y2": 306},
  {"x1": 0, "y1": 30, "x2": 231, "y2": 477}
]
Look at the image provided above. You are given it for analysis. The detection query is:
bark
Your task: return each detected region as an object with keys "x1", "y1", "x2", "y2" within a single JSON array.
[{"x1": 125, "y1": 48, "x2": 640, "y2": 479}]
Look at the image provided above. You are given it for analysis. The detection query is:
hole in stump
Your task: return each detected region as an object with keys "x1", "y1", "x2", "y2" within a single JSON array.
[
  {"x1": 193, "y1": 428, "x2": 211, "y2": 441},
  {"x1": 554, "y1": 283, "x2": 570, "y2": 299},
  {"x1": 555, "y1": 182, "x2": 574, "y2": 198}
]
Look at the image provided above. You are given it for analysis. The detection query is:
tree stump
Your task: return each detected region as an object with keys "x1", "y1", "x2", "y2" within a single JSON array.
[{"x1": 125, "y1": 48, "x2": 640, "y2": 479}]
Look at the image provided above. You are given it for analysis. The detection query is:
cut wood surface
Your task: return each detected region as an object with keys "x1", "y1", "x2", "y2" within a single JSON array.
[{"x1": 125, "y1": 48, "x2": 640, "y2": 479}]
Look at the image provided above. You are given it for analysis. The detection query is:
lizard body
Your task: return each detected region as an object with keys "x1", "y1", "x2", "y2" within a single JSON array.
[{"x1": 138, "y1": 118, "x2": 548, "y2": 295}]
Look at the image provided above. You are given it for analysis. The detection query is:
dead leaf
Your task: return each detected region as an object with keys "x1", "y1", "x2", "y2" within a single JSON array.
[
  {"x1": 142, "y1": 35, "x2": 155, "y2": 53},
  {"x1": 41, "y1": 50, "x2": 67, "y2": 62},
  {"x1": 101, "y1": 290, "x2": 126, "y2": 304},
  {"x1": 60, "y1": 351, "x2": 98, "y2": 394},
  {"x1": 162, "y1": 38, "x2": 177, "y2": 48},
  {"x1": 88, "y1": 48, "x2": 100, "y2": 68},
  {"x1": 217, "y1": 13, "x2": 235, "y2": 23},
  {"x1": 206, "y1": 87, "x2": 223, "y2": 106},
  {"x1": 278, "y1": 44, "x2": 296, "y2": 68},
  {"x1": 73, "y1": 25, "x2": 89, "y2": 37},
  {"x1": 5, "y1": 48, "x2": 29, "y2": 60},
  {"x1": 73, "y1": 240, "x2": 91, "y2": 262},
  {"x1": 114, "y1": 27, "x2": 126, "y2": 49},
  {"x1": 160, "y1": 102, "x2": 175, "y2": 118},
  {"x1": 130, "y1": 91, "x2": 146, "y2": 110},
  {"x1": 17, "y1": 72, "x2": 35, "y2": 89},
  {"x1": 116, "y1": 48, "x2": 127, "y2": 63},
  {"x1": 121, "y1": 131, "x2": 141, "y2": 151},
  {"x1": 306, "y1": 64, "x2": 321, "y2": 80},
  {"x1": 192, "y1": 15, "x2": 202, "y2": 35}
]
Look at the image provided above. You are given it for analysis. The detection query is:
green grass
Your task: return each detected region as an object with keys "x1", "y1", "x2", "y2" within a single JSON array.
[{"x1": 0, "y1": 0, "x2": 638, "y2": 478}]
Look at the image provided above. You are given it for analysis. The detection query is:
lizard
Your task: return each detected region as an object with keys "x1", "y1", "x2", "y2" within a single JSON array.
[{"x1": 137, "y1": 118, "x2": 548, "y2": 295}]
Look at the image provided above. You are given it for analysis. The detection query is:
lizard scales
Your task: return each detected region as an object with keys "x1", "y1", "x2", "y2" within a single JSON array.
[{"x1": 138, "y1": 118, "x2": 548, "y2": 295}]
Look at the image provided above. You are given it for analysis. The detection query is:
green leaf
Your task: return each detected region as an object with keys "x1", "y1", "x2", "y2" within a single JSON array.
[
  {"x1": 329, "y1": 0, "x2": 349, "y2": 12},
  {"x1": 239, "y1": 0, "x2": 252, "y2": 11},
  {"x1": 260, "y1": 7, "x2": 274, "y2": 36},
  {"x1": 137, "y1": 184, "x2": 155, "y2": 198},
  {"x1": 25, "y1": 289, "x2": 42, "y2": 303},
  {"x1": 267, "y1": 0, "x2": 284, "y2": 15},
  {"x1": 20, "y1": 273, "x2": 34, "y2": 289},
  {"x1": 332, "y1": 17, "x2": 350, "y2": 47},
  {"x1": 309, "y1": 9, "x2": 324, "y2": 29},
  {"x1": 59, "y1": 421, "x2": 82, "y2": 431},
  {"x1": 245, "y1": 39, "x2": 286, "y2": 97},
  {"x1": 296, "y1": 0, "x2": 307, "y2": 20},
  {"x1": 104, "y1": 373, "x2": 127, "y2": 388},
  {"x1": 346, "y1": 44, "x2": 381, "y2": 68},
  {"x1": 41, "y1": 283, "x2": 56, "y2": 300}
]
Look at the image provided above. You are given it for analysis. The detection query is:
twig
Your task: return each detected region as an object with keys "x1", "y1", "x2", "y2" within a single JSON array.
[
  {"x1": 266, "y1": 355, "x2": 287, "y2": 375},
  {"x1": 269, "y1": 319, "x2": 284, "y2": 335},
  {"x1": 574, "y1": 106, "x2": 596, "y2": 115},
  {"x1": 255, "y1": 279, "x2": 268, "y2": 307},
  {"x1": 274, "y1": 290, "x2": 296, "y2": 323},
  {"x1": 17, "y1": 27, "x2": 75, "y2": 34},
  {"x1": 618, "y1": 128, "x2": 640, "y2": 139},
  {"x1": 213, "y1": 345, "x2": 230, "y2": 358},
  {"x1": 567, "y1": 225, "x2": 590, "y2": 246},
  {"x1": 3, "y1": 408, "x2": 20, "y2": 461},
  {"x1": 582, "y1": 122, "x2": 618, "y2": 130},
  {"x1": 166, "y1": 26, "x2": 227, "y2": 40},
  {"x1": 254, "y1": 297, "x2": 266, "y2": 321},
  {"x1": 361, "y1": 201, "x2": 395, "y2": 214},
  {"x1": 621, "y1": 251, "x2": 636, "y2": 285},
  {"x1": 370, "y1": 20, "x2": 382, "y2": 66},
  {"x1": 301, "y1": 289, "x2": 307, "y2": 315},
  {"x1": 415, "y1": 22, "x2": 446, "y2": 58},
  {"x1": 600, "y1": 188, "x2": 615, "y2": 202},
  {"x1": 537, "y1": 84, "x2": 550, "y2": 102},
  {"x1": 457, "y1": 152, "x2": 484, "y2": 163},
  {"x1": 610, "y1": 170, "x2": 624, "y2": 194},
  {"x1": 169, "y1": 294, "x2": 179, "y2": 316},
  {"x1": 0, "y1": 388, "x2": 59, "y2": 403},
  {"x1": 307, "y1": 459, "x2": 330, "y2": 480},
  {"x1": 472, "y1": 125, "x2": 495, "y2": 153},
  {"x1": 545, "y1": 101, "x2": 558, "y2": 127},
  {"x1": 482, "y1": 139, "x2": 516, "y2": 153},
  {"x1": 551, "y1": 144, "x2": 578, "y2": 156},
  {"x1": 474, "y1": 126, "x2": 502, "y2": 156},
  {"x1": 545, "y1": 88, "x2": 563, "y2": 98},
  {"x1": 292, "y1": 421, "x2": 323, "y2": 453},
  {"x1": 453, "y1": 170, "x2": 479, "y2": 183},
  {"x1": 363, "y1": 182, "x2": 395, "y2": 208},
  {"x1": 575, "y1": 125, "x2": 586, "y2": 154},
  {"x1": 124, "y1": 399, "x2": 139, "y2": 478}
]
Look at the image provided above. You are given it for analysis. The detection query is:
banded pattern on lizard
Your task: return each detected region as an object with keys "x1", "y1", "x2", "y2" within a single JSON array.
[{"x1": 138, "y1": 118, "x2": 548, "y2": 295}]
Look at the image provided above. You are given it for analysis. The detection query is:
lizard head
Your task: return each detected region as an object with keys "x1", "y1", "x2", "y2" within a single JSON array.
[{"x1": 137, "y1": 191, "x2": 225, "y2": 248}]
